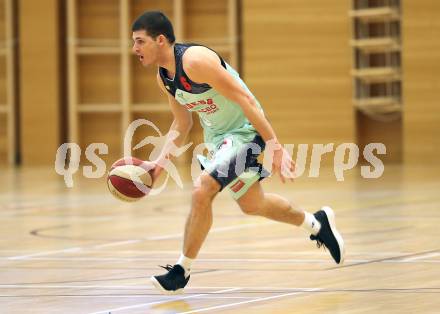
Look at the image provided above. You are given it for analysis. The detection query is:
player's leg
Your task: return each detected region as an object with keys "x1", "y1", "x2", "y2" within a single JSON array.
[
  {"x1": 236, "y1": 180, "x2": 312, "y2": 227},
  {"x1": 151, "y1": 172, "x2": 220, "y2": 294},
  {"x1": 151, "y1": 135, "x2": 261, "y2": 293},
  {"x1": 236, "y1": 181, "x2": 345, "y2": 264},
  {"x1": 182, "y1": 173, "x2": 221, "y2": 259}
]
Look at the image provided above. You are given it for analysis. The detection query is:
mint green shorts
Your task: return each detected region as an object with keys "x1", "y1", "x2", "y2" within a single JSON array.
[{"x1": 197, "y1": 134, "x2": 269, "y2": 200}]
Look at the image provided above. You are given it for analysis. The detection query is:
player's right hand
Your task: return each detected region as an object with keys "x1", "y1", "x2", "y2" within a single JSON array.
[
  {"x1": 150, "y1": 162, "x2": 164, "y2": 185},
  {"x1": 272, "y1": 146, "x2": 296, "y2": 183}
]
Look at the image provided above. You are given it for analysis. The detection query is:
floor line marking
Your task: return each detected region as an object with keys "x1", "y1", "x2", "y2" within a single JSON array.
[
  {"x1": 399, "y1": 252, "x2": 440, "y2": 262},
  {"x1": 7, "y1": 247, "x2": 82, "y2": 260},
  {"x1": 177, "y1": 288, "x2": 320, "y2": 314},
  {"x1": 88, "y1": 288, "x2": 241, "y2": 314},
  {"x1": 7, "y1": 222, "x2": 275, "y2": 260}
]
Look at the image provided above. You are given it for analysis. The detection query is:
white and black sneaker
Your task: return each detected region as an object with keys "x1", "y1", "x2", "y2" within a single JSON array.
[
  {"x1": 310, "y1": 206, "x2": 345, "y2": 264},
  {"x1": 151, "y1": 264, "x2": 190, "y2": 294}
]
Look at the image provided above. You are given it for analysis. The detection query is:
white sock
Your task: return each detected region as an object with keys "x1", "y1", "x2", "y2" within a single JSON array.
[
  {"x1": 301, "y1": 212, "x2": 321, "y2": 235},
  {"x1": 177, "y1": 254, "x2": 193, "y2": 278}
]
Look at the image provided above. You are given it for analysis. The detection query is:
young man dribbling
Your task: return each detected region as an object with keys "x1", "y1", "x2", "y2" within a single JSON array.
[{"x1": 131, "y1": 11, "x2": 345, "y2": 294}]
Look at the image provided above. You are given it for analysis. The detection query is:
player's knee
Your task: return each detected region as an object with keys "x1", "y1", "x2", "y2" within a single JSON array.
[
  {"x1": 239, "y1": 201, "x2": 261, "y2": 215},
  {"x1": 192, "y1": 174, "x2": 220, "y2": 201},
  {"x1": 191, "y1": 188, "x2": 206, "y2": 205}
]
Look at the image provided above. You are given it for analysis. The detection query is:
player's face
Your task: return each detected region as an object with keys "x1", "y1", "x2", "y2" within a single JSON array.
[{"x1": 132, "y1": 30, "x2": 159, "y2": 67}]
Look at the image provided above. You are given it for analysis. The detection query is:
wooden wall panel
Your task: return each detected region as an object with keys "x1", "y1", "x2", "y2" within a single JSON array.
[
  {"x1": 0, "y1": 0, "x2": 5, "y2": 42},
  {"x1": 19, "y1": 0, "x2": 60, "y2": 165},
  {"x1": 403, "y1": 0, "x2": 440, "y2": 164},
  {"x1": 77, "y1": 0, "x2": 119, "y2": 41},
  {"x1": 357, "y1": 113, "x2": 402, "y2": 164},
  {"x1": 78, "y1": 55, "x2": 120, "y2": 104},
  {"x1": 131, "y1": 54, "x2": 162, "y2": 104},
  {"x1": 0, "y1": 56, "x2": 6, "y2": 164},
  {"x1": 0, "y1": 0, "x2": 6, "y2": 165},
  {"x1": 131, "y1": 0, "x2": 174, "y2": 23},
  {"x1": 0, "y1": 114, "x2": 6, "y2": 164},
  {"x1": 185, "y1": 0, "x2": 228, "y2": 40},
  {"x1": 0, "y1": 55, "x2": 5, "y2": 104},
  {"x1": 243, "y1": 0, "x2": 354, "y2": 146},
  {"x1": 79, "y1": 113, "x2": 121, "y2": 165}
]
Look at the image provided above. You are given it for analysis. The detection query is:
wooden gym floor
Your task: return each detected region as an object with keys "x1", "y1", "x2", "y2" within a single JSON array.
[{"x1": 0, "y1": 164, "x2": 439, "y2": 313}]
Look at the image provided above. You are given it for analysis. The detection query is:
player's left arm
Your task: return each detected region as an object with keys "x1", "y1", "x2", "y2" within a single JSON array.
[{"x1": 183, "y1": 47, "x2": 295, "y2": 182}]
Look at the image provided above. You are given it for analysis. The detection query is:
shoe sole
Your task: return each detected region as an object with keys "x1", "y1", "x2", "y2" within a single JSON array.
[
  {"x1": 150, "y1": 276, "x2": 185, "y2": 295},
  {"x1": 322, "y1": 206, "x2": 345, "y2": 264}
]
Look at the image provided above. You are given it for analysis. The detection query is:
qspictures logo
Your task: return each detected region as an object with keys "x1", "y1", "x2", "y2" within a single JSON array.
[{"x1": 54, "y1": 119, "x2": 386, "y2": 191}]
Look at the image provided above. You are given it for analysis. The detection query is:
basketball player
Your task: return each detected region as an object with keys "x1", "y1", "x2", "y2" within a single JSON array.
[{"x1": 131, "y1": 11, "x2": 345, "y2": 294}]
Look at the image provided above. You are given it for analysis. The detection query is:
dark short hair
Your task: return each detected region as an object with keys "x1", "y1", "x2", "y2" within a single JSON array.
[{"x1": 132, "y1": 11, "x2": 175, "y2": 44}]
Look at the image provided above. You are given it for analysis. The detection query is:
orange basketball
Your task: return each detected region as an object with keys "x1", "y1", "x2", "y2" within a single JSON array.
[{"x1": 107, "y1": 157, "x2": 155, "y2": 202}]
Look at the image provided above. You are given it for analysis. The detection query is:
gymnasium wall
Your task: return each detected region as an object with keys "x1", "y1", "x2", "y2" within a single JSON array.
[
  {"x1": 19, "y1": 0, "x2": 61, "y2": 165},
  {"x1": 0, "y1": 0, "x2": 11, "y2": 165},
  {"x1": 402, "y1": 0, "x2": 440, "y2": 164},
  {"x1": 242, "y1": 0, "x2": 354, "y2": 147},
  {"x1": 1, "y1": 1, "x2": 440, "y2": 167}
]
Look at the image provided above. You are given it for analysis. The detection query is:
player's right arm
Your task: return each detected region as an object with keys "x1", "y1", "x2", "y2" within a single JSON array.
[
  {"x1": 151, "y1": 72, "x2": 193, "y2": 180},
  {"x1": 157, "y1": 72, "x2": 193, "y2": 144}
]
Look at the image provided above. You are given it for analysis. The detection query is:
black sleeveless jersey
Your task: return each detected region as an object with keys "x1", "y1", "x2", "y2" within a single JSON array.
[{"x1": 158, "y1": 43, "x2": 227, "y2": 96}]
